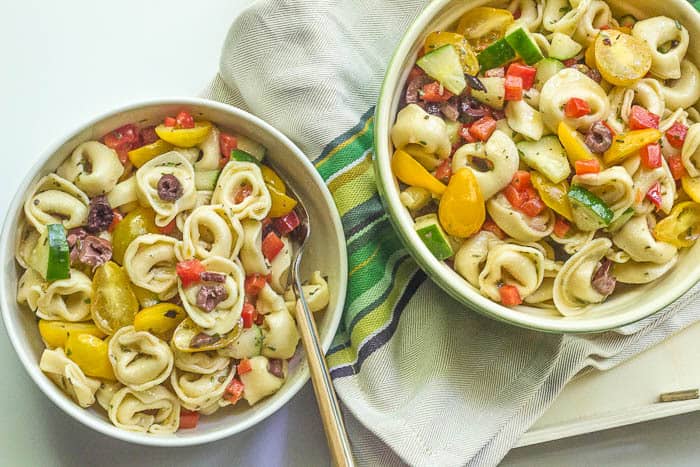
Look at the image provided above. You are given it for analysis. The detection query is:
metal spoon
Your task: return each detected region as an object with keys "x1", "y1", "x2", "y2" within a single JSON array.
[{"x1": 286, "y1": 183, "x2": 355, "y2": 467}]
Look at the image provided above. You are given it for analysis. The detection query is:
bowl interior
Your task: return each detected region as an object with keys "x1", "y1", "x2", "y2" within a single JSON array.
[
  {"x1": 0, "y1": 98, "x2": 347, "y2": 445},
  {"x1": 374, "y1": 0, "x2": 700, "y2": 333}
]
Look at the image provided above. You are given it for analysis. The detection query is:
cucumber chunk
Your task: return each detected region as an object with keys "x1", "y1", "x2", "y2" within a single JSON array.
[
  {"x1": 194, "y1": 170, "x2": 221, "y2": 191},
  {"x1": 415, "y1": 213, "x2": 454, "y2": 260},
  {"x1": 505, "y1": 27, "x2": 544, "y2": 65},
  {"x1": 417, "y1": 44, "x2": 467, "y2": 95},
  {"x1": 236, "y1": 135, "x2": 266, "y2": 161},
  {"x1": 477, "y1": 38, "x2": 516, "y2": 71},
  {"x1": 568, "y1": 185, "x2": 614, "y2": 231},
  {"x1": 29, "y1": 224, "x2": 70, "y2": 281},
  {"x1": 534, "y1": 58, "x2": 565, "y2": 90},
  {"x1": 549, "y1": 32, "x2": 583, "y2": 60},
  {"x1": 517, "y1": 136, "x2": 571, "y2": 184},
  {"x1": 225, "y1": 324, "x2": 263, "y2": 359}
]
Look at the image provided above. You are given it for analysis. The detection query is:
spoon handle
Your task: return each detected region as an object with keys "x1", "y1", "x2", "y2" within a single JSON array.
[{"x1": 294, "y1": 297, "x2": 355, "y2": 467}]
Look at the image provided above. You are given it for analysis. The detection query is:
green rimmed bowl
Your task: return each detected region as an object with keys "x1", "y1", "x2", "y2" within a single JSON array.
[{"x1": 374, "y1": 0, "x2": 700, "y2": 333}]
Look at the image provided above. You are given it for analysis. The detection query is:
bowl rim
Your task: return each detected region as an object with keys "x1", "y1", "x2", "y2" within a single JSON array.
[
  {"x1": 0, "y1": 96, "x2": 348, "y2": 446},
  {"x1": 373, "y1": 0, "x2": 700, "y2": 334}
]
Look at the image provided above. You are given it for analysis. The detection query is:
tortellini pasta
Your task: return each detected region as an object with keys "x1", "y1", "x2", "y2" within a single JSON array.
[
  {"x1": 18, "y1": 268, "x2": 93, "y2": 322},
  {"x1": 478, "y1": 243, "x2": 545, "y2": 303},
  {"x1": 195, "y1": 125, "x2": 222, "y2": 170},
  {"x1": 108, "y1": 326, "x2": 174, "y2": 391},
  {"x1": 108, "y1": 385, "x2": 180, "y2": 434},
  {"x1": 508, "y1": 0, "x2": 544, "y2": 32},
  {"x1": 24, "y1": 174, "x2": 89, "y2": 233},
  {"x1": 96, "y1": 381, "x2": 123, "y2": 412},
  {"x1": 211, "y1": 161, "x2": 271, "y2": 220},
  {"x1": 14, "y1": 219, "x2": 40, "y2": 269},
  {"x1": 262, "y1": 308, "x2": 300, "y2": 359},
  {"x1": 39, "y1": 348, "x2": 101, "y2": 408},
  {"x1": 550, "y1": 228, "x2": 595, "y2": 255},
  {"x1": 659, "y1": 60, "x2": 700, "y2": 110},
  {"x1": 123, "y1": 234, "x2": 179, "y2": 299},
  {"x1": 540, "y1": 68, "x2": 610, "y2": 132},
  {"x1": 240, "y1": 356, "x2": 287, "y2": 406},
  {"x1": 239, "y1": 219, "x2": 271, "y2": 275},
  {"x1": 572, "y1": 167, "x2": 634, "y2": 220},
  {"x1": 390, "y1": 104, "x2": 451, "y2": 160},
  {"x1": 681, "y1": 123, "x2": 700, "y2": 177},
  {"x1": 614, "y1": 255, "x2": 679, "y2": 284},
  {"x1": 136, "y1": 151, "x2": 197, "y2": 227},
  {"x1": 487, "y1": 193, "x2": 555, "y2": 242},
  {"x1": 285, "y1": 270, "x2": 330, "y2": 313},
  {"x1": 56, "y1": 141, "x2": 124, "y2": 196},
  {"x1": 543, "y1": 0, "x2": 591, "y2": 35},
  {"x1": 623, "y1": 155, "x2": 676, "y2": 214},
  {"x1": 573, "y1": 0, "x2": 612, "y2": 45},
  {"x1": 633, "y1": 16, "x2": 689, "y2": 80},
  {"x1": 505, "y1": 100, "x2": 544, "y2": 141},
  {"x1": 176, "y1": 204, "x2": 244, "y2": 261},
  {"x1": 172, "y1": 345, "x2": 230, "y2": 375},
  {"x1": 612, "y1": 215, "x2": 677, "y2": 264},
  {"x1": 269, "y1": 236, "x2": 292, "y2": 293},
  {"x1": 607, "y1": 79, "x2": 665, "y2": 133},
  {"x1": 454, "y1": 231, "x2": 501, "y2": 287},
  {"x1": 170, "y1": 365, "x2": 235, "y2": 411}
]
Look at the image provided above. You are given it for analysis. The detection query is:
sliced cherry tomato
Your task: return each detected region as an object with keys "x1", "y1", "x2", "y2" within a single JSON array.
[
  {"x1": 481, "y1": 219, "x2": 505, "y2": 239},
  {"x1": 640, "y1": 143, "x2": 662, "y2": 169},
  {"x1": 235, "y1": 184, "x2": 253, "y2": 204},
  {"x1": 628, "y1": 105, "x2": 660, "y2": 130},
  {"x1": 241, "y1": 303, "x2": 256, "y2": 329},
  {"x1": 554, "y1": 216, "x2": 571, "y2": 237},
  {"x1": 224, "y1": 378, "x2": 245, "y2": 404},
  {"x1": 175, "y1": 111, "x2": 195, "y2": 129},
  {"x1": 469, "y1": 116, "x2": 497, "y2": 142},
  {"x1": 176, "y1": 259, "x2": 205, "y2": 288},
  {"x1": 504, "y1": 184, "x2": 527, "y2": 209},
  {"x1": 646, "y1": 181, "x2": 663, "y2": 209},
  {"x1": 511, "y1": 170, "x2": 531, "y2": 191},
  {"x1": 274, "y1": 211, "x2": 300, "y2": 235},
  {"x1": 164, "y1": 117, "x2": 177, "y2": 127},
  {"x1": 504, "y1": 74, "x2": 523, "y2": 101},
  {"x1": 564, "y1": 98, "x2": 591, "y2": 118},
  {"x1": 245, "y1": 274, "x2": 267, "y2": 296},
  {"x1": 459, "y1": 124, "x2": 477, "y2": 143},
  {"x1": 668, "y1": 155, "x2": 687, "y2": 180},
  {"x1": 108, "y1": 210, "x2": 123, "y2": 233},
  {"x1": 520, "y1": 196, "x2": 545, "y2": 217},
  {"x1": 179, "y1": 409, "x2": 199, "y2": 430},
  {"x1": 238, "y1": 358, "x2": 253, "y2": 375},
  {"x1": 434, "y1": 158, "x2": 452, "y2": 183},
  {"x1": 262, "y1": 232, "x2": 285, "y2": 261},
  {"x1": 219, "y1": 133, "x2": 238, "y2": 167},
  {"x1": 666, "y1": 122, "x2": 688, "y2": 149},
  {"x1": 575, "y1": 158, "x2": 601, "y2": 175},
  {"x1": 506, "y1": 63, "x2": 537, "y2": 90},
  {"x1": 421, "y1": 81, "x2": 454, "y2": 102},
  {"x1": 139, "y1": 126, "x2": 159, "y2": 145},
  {"x1": 499, "y1": 284, "x2": 522, "y2": 306}
]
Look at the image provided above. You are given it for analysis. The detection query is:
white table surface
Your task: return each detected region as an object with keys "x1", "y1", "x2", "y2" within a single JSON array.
[{"x1": 2, "y1": 1, "x2": 700, "y2": 465}]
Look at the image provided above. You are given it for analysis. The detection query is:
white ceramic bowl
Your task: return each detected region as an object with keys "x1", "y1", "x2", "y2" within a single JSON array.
[
  {"x1": 0, "y1": 97, "x2": 347, "y2": 446},
  {"x1": 374, "y1": 0, "x2": 700, "y2": 333}
]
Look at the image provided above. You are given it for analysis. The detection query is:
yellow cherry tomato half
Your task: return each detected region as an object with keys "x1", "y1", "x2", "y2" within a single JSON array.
[
  {"x1": 438, "y1": 168, "x2": 485, "y2": 238},
  {"x1": 91, "y1": 261, "x2": 139, "y2": 335},
  {"x1": 653, "y1": 201, "x2": 700, "y2": 248},
  {"x1": 133, "y1": 303, "x2": 186, "y2": 338},
  {"x1": 424, "y1": 31, "x2": 480, "y2": 75},
  {"x1": 111, "y1": 207, "x2": 159, "y2": 265},
  {"x1": 155, "y1": 121, "x2": 213, "y2": 148},
  {"x1": 127, "y1": 139, "x2": 174, "y2": 168},
  {"x1": 594, "y1": 30, "x2": 651, "y2": 86},
  {"x1": 65, "y1": 333, "x2": 115, "y2": 380},
  {"x1": 456, "y1": 7, "x2": 514, "y2": 51}
]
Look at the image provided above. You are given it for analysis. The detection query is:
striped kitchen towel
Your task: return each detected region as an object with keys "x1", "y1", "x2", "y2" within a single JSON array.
[{"x1": 205, "y1": 0, "x2": 700, "y2": 465}]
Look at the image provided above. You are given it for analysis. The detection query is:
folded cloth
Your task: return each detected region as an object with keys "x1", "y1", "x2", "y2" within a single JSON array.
[{"x1": 204, "y1": 1, "x2": 700, "y2": 465}]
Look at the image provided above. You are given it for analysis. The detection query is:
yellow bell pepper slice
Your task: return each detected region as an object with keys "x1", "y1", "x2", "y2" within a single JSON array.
[
  {"x1": 65, "y1": 333, "x2": 115, "y2": 380},
  {"x1": 38, "y1": 320, "x2": 106, "y2": 349},
  {"x1": 127, "y1": 139, "x2": 174, "y2": 167},
  {"x1": 424, "y1": 31, "x2": 480, "y2": 75},
  {"x1": 653, "y1": 201, "x2": 700, "y2": 248},
  {"x1": 392, "y1": 149, "x2": 446, "y2": 196},
  {"x1": 531, "y1": 172, "x2": 573, "y2": 221},
  {"x1": 557, "y1": 121, "x2": 600, "y2": 166},
  {"x1": 603, "y1": 128, "x2": 662, "y2": 165},
  {"x1": 438, "y1": 168, "x2": 485, "y2": 237},
  {"x1": 268, "y1": 185, "x2": 298, "y2": 218},
  {"x1": 155, "y1": 121, "x2": 212, "y2": 148},
  {"x1": 134, "y1": 303, "x2": 186, "y2": 338},
  {"x1": 260, "y1": 165, "x2": 287, "y2": 193},
  {"x1": 682, "y1": 176, "x2": 700, "y2": 203}
]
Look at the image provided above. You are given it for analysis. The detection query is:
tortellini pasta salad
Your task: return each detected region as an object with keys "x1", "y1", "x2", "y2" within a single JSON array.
[
  {"x1": 392, "y1": 2, "x2": 700, "y2": 316},
  {"x1": 15, "y1": 110, "x2": 331, "y2": 433}
]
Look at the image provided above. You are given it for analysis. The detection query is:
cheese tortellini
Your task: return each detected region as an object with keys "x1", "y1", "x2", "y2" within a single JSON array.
[
  {"x1": 108, "y1": 385, "x2": 180, "y2": 434},
  {"x1": 171, "y1": 365, "x2": 235, "y2": 412},
  {"x1": 478, "y1": 243, "x2": 545, "y2": 303},
  {"x1": 240, "y1": 356, "x2": 287, "y2": 405},
  {"x1": 391, "y1": 104, "x2": 451, "y2": 160},
  {"x1": 108, "y1": 326, "x2": 174, "y2": 391},
  {"x1": 487, "y1": 193, "x2": 555, "y2": 242},
  {"x1": 39, "y1": 348, "x2": 101, "y2": 408},
  {"x1": 211, "y1": 161, "x2": 271, "y2": 220},
  {"x1": 632, "y1": 16, "x2": 689, "y2": 80},
  {"x1": 24, "y1": 174, "x2": 89, "y2": 233},
  {"x1": 124, "y1": 234, "x2": 179, "y2": 299},
  {"x1": 572, "y1": 167, "x2": 634, "y2": 220},
  {"x1": 57, "y1": 141, "x2": 124, "y2": 196},
  {"x1": 540, "y1": 68, "x2": 610, "y2": 132},
  {"x1": 176, "y1": 204, "x2": 244, "y2": 261}
]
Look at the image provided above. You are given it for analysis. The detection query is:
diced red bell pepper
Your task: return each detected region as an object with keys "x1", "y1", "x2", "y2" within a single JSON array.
[
  {"x1": 667, "y1": 155, "x2": 687, "y2": 180},
  {"x1": 175, "y1": 110, "x2": 195, "y2": 129},
  {"x1": 274, "y1": 210, "x2": 301, "y2": 236},
  {"x1": 554, "y1": 216, "x2": 571, "y2": 237},
  {"x1": 139, "y1": 126, "x2": 159, "y2": 145},
  {"x1": 506, "y1": 63, "x2": 537, "y2": 90},
  {"x1": 241, "y1": 303, "x2": 256, "y2": 329},
  {"x1": 459, "y1": 124, "x2": 477, "y2": 143},
  {"x1": 421, "y1": 81, "x2": 454, "y2": 102},
  {"x1": 504, "y1": 184, "x2": 527, "y2": 209},
  {"x1": 575, "y1": 158, "x2": 601, "y2": 175},
  {"x1": 628, "y1": 105, "x2": 660, "y2": 130},
  {"x1": 504, "y1": 74, "x2": 523, "y2": 101},
  {"x1": 484, "y1": 67, "x2": 505, "y2": 78},
  {"x1": 469, "y1": 116, "x2": 497, "y2": 142},
  {"x1": 219, "y1": 132, "x2": 238, "y2": 168},
  {"x1": 481, "y1": 219, "x2": 505, "y2": 239},
  {"x1": 666, "y1": 122, "x2": 688, "y2": 149},
  {"x1": 564, "y1": 98, "x2": 591, "y2": 118},
  {"x1": 434, "y1": 158, "x2": 452, "y2": 183},
  {"x1": 245, "y1": 273, "x2": 267, "y2": 296},
  {"x1": 108, "y1": 210, "x2": 123, "y2": 233},
  {"x1": 179, "y1": 409, "x2": 200, "y2": 430},
  {"x1": 223, "y1": 378, "x2": 245, "y2": 405},
  {"x1": 499, "y1": 284, "x2": 522, "y2": 306},
  {"x1": 234, "y1": 184, "x2": 253, "y2": 204},
  {"x1": 164, "y1": 116, "x2": 177, "y2": 127},
  {"x1": 157, "y1": 218, "x2": 177, "y2": 235},
  {"x1": 520, "y1": 196, "x2": 546, "y2": 217},
  {"x1": 238, "y1": 359, "x2": 253, "y2": 375},
  {"x1": 640, "y1": 143, "x2": 662, "y2": 169},
  {"x1": 511, "y1": 170, "x2": 531, "y2": 191},
  {"x1": 176, "y1": 259, "x2": 206, "y2": 288},
  {"x1": 262, "y1": 231, "x2": 285, "y2": 261},
  {"x1": 645, "y1": 181, "x2": 663, "y2": 209}
]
